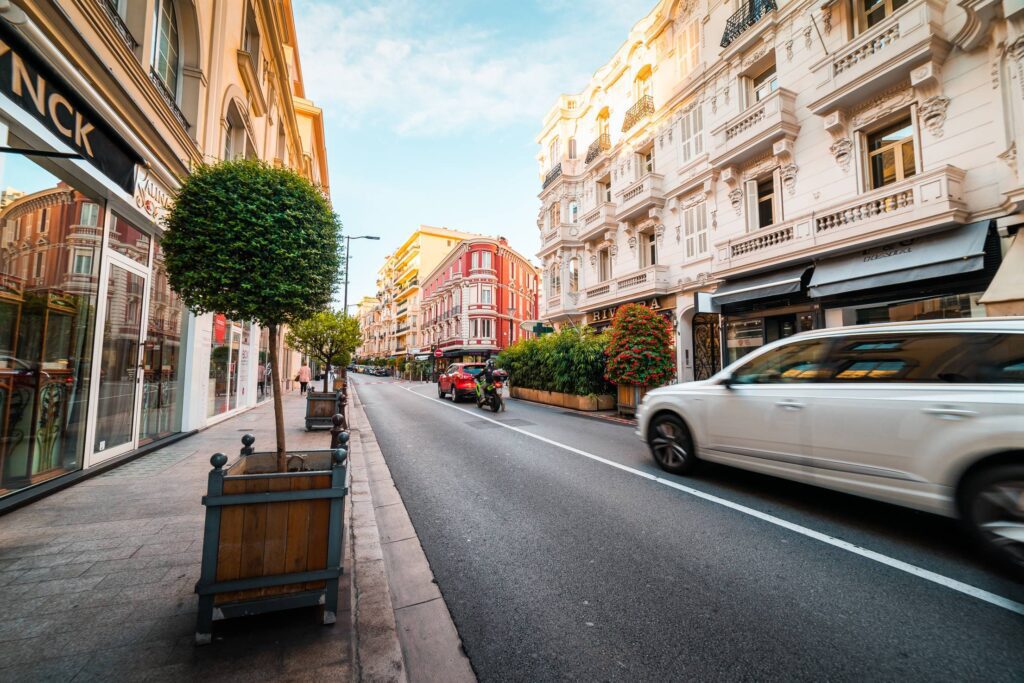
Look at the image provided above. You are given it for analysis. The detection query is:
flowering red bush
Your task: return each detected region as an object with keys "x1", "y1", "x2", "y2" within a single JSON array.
[{"x1": 604, "y1": 304, "x2": 676, "y2": 387}]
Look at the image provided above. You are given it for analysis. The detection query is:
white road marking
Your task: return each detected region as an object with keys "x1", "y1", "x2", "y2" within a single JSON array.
[{"x1": 389, "y1": 382, "x2": 1024, "y2": 618}]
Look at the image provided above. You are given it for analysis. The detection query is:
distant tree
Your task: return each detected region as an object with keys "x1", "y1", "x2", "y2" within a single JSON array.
[
  {"x1": 286, "y1": 311, "x2": 361, "y2": 392},
  {"x1": 163, "y1": 159, "x2": 340, "y2": 470}
]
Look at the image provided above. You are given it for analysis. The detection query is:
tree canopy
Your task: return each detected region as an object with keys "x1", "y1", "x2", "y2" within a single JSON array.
[
  {"x1": 286, "y1": 311, "x2": 361, "y2": 392},
  {"x1": 162, "y1": 159, "x2": 340, "y2": 328}
]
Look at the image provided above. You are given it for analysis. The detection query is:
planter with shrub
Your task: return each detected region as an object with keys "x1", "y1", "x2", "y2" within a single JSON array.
[{"x1": 604, "y1": 304, "x2": 676, "y2": 417}]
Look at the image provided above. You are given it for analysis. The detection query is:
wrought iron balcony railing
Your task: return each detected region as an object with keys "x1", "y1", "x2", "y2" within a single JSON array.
[
  {"x1": 542, "y1": 163, "x2": 562, "y2": 189},
  {"x1": 585, "y1": 134, "x2": 611, "y2": 164},
  {"x1": 149, "y1": 68, "x2": 190, "y2": 131},
  {"x1": 720, "y1": 0, "x2": 777, "y2": 48},
  {"x1": 100, "y1": 0, "x2": 138, "y2": 51},
  {"x1": 621, "y1": 96, "x2": 654, "y2": 133}
]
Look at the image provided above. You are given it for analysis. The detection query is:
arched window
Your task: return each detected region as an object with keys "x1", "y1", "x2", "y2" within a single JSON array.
[
  {"x1": 634, "y1": 65, "x2": 652, "y2": 101},
  {"x1": 153, "y1": 0, "x2": 180, "y2": 96}
]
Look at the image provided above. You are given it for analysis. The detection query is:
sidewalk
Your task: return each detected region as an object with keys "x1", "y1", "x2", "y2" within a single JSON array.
[{"x1": 0, "y1": 392, "x2": 348, "y2": 681}]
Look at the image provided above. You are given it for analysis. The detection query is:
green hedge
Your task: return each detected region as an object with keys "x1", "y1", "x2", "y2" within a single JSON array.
[{"x1": 496, "y1": 327, "x2": 613, "y2": 397}]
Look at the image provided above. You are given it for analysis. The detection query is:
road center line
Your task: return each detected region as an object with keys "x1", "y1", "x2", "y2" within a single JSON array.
[{"x1": 391, "y1": 382, "x2": 1024, "y2": 618}]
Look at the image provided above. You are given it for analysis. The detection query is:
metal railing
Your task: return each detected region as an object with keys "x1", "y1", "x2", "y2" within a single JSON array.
[
  {"x1": 149, "y1": 68, "x2": 190, "y2": 131},
  {"x1": 585, "y1": 134, "x2": 611, "y2": 164},
  {"x1": 621, "y1": 96, "x2": 654, "y2": 133},
  {"x1": 720, "y1": 0, "x2": 777, "y2": 48},
  {"x1": 99, "y1": 0, "x2": 138, "y2": 51},
  {"x1": 543, "y1": 163, "x2": 562, "y2": 189}
]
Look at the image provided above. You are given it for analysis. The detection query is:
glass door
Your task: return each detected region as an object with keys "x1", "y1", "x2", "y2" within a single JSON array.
[{"x1": 89, "y1": 215, "x2": 151, "y2": 463}]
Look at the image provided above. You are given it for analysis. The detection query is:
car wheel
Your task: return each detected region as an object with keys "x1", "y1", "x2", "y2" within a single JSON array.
[
  {"x1": 961, "y1": 463, "x2": 1024, "y2": 578},
  {"x1": 451, "y1": 388, "x2": 458, "y2": 403},
  {"x1": 648, "y1": 413, "x2": 696, "y2": 475}
]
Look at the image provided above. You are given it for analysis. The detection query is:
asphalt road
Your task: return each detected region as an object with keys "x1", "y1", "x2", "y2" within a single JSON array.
[{"x1": 352, "y1": 374, "x2": 1024, "y2": 682}]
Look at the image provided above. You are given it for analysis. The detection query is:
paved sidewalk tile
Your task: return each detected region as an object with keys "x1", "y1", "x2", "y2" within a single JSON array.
[{"x1": 0, "y1": 391, "x2": 353, "y2": 682}]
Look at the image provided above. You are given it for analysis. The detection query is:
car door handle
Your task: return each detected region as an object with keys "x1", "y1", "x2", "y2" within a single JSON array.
[
  {"x1": 775, "y1": 400, "x2": 805, "y2": 411},
  {"x1": 922, "y1": 406, "x2": 978, "y2": 420}
]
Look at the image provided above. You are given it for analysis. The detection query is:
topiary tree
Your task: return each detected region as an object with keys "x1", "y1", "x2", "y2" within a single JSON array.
[
  {"x1": 286, "y1": 311, "x2": 361, "y2": 392},
  {"x1": 604, "y1": 304, "x2": 676, "y2": 388},
  {"x1": 163, "y1": 159, "x2": 341, "y2": 470}
]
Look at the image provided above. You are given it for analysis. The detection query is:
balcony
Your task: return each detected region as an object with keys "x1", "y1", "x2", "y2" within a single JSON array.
[
  {"x1": 714, "y1": 165, "x2": 967, "y2": 274},
  {"x1": 615, "y1": 174, "x2": 665, "y2": 222},
  {"x1": 99, "y1": 0, "x2": 138, "y2": 51},
  {"x1": 710, "y1": 88, "x2": 798, "y2": 168},
  {"x1": 621, "y1": 96, "x2": 654, "y2": 134},
  {"x1": 721, "y1": 0, "x2": 777, "y2": 49},
  {"x1": 580, "y1": 203, "x2": 617, "y2": 241},
  {"x1": 581, "y1": 265, "x2": 670, "y2": 309},
  {"x1": 585, "y1": 134, "x2": 611, "y2": 164},
  {"x1": 149, "y1": 68, "x2": 189, "y2": 131},
  {"x1": 808, "y1": 0, "x2": 949, "y2": 116},
  {"x1": 543, "y1": 163, "x2": 562, "y2": 190},
  {"x1": 542, "y1": 290, "x2": 580, "y2": 320}
]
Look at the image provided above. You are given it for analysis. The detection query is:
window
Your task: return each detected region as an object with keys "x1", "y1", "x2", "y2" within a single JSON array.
[
  {"x1": 598, "y1": 107, "x2": 610, "y2": 137},
  {"x1": 481, "y1": 287, "x2": 492, "y2": 305},
  {"x1": 39, "y1": 208, "x2": 48, "y2": 232},
  {"x1": 80, "y1": 203, "x2": 100, "y2": 227},
  {"x1": 34, "y1": 252, "x2": 43, "y2": 277},
  {"x1": 677, "y1": 21, "x2": 700, "y2": 79},
  {"x1": 683, "y1": 202, "x2": 708, "y2": 259},
  {"x1": 599, "y1": 248, "x2": 612, "y2": 281},
  {"x1": 858, "y1": 0, "x2": 909, "y2": 32},
  {"x1": 243, "y1": 3, "x2": 261, "y2": 62},
  {"x1": 549, "y1": 265, "x2": 561, "y2": 295},
  {"x1": 73, "y1": 253, "x2": 93, "y2": 274},
  {"x1": 481, "y1": 251, "x2": 492, "y2": 269},
  {"x1": 152, "y1": 0, "x2": 180, "y2": 96},
  {"x1": 471, "y1": 251, "x2": 479, "y2": 269},
  {"x1": 634, "y1": 66, "x2": 652, "y2": 101},
  {"x1": 480, "y1": 319, "x2": 492, "y2": 338},
  {"x1": 731, "y1": 340, "x2": 832, "y2": 384},
  {"x1": 470, "y1": 319, "x2": 478, "y2": 337},
  {"x1": 756, "y1": 177, "x2": 775, "y2": 228},
  {"x1": 680, "y1": 106, "x2": 704, "y2": 163},
  {"x1": 867, "y1": 118, "x2": 916, "y2": 189},
  {"x1": 569, "y1": 201, "x2": 579, "y2": 224},
  {"x1": 549, "y1": 137, "x2": 560, "y2": 167},
  {"x1": 641, "y1": 232, "x2": 658, "y2": 267},
  {"x1": 643, "y1": 151, "x2": 654, "y2": 174},
  {"x1": 598, "y1": 181, "x2": 611, "y2": 203},
  {"x1": 751, "y1": 64, "x2": 778, "y2": 104},
  {"x1": 568, "y1": 138, "x2": 577, "y2": 160},
  {"x1": 549, "y1": 201, "x2": 560, "y2": 227},
  {"x1": 568, "y1": 258, "x2": 579, "y2": 293}
]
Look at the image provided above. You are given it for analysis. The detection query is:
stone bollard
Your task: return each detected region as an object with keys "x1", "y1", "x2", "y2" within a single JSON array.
[{"x1": 240, "y1": 433, "x2": 255, "y2": 456}]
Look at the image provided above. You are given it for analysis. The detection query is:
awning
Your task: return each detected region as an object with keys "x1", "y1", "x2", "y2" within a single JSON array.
[
  {"x1": 809, "y1": 221, "x2": 991, "y2": 298},
  {"x1": 711, "y1": 265, "x2": 810, "y2": 306},
  {"x1": 980, "y1": 231, "x2": 1024, "y2": 305}
]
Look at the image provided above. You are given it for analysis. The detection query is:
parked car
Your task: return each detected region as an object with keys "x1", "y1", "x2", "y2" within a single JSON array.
[
  {"x1": 438, "y1": 363, "x2": 486, "y2": 402},
  {"x1": 636, "y1": 318, "x2": 1024, "y2": 573}
]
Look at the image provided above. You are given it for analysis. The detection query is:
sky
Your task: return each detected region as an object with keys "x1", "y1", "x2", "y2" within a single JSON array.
[{"x1": 292, "y1": 0, "x2": 655, "y2": 308}]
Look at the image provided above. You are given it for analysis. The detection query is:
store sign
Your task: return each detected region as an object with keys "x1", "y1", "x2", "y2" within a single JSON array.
[
  {"x1": 134, "y1": 167, "x2": 173, "y2": 222},
  {"x1": 589, "y1": 297, "x2": 668, "y2": 324},
  {"x1": 0, "y1": 22, "x2": 140, "y2": 193},
  {"x1": 861, "y1": 239, "x2": 915, "y2": 262}
]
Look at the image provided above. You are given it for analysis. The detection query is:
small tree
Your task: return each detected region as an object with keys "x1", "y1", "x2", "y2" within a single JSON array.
[
  {"x1": 286, "y1": 311, "x2": 361, "y2": 392},
  {"x1": 604, "y1": 304, "x2": 676, "y2": 388},
  {"x1": 163, "y1": 159, "x2": 340, "y2": 470}
]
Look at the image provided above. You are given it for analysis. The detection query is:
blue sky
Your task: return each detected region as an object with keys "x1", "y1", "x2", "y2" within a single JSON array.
[{"x1": 293, "y1": 0, "x2": 654, "y2": 307}]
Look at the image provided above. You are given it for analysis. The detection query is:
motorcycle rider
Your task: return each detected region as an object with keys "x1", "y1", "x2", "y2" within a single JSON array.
[{"x1": 476, "y1": 358, "x2": 496, "y2": 402}]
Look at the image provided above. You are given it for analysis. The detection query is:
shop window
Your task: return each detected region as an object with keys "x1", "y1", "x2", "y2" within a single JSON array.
[
  {"x1": 80, "y1": 203, "x2": 100, "y2": 227},
  {"x1": 109, "y1": 214, "x2": 151, "y2": 266},
  {"x1": 683, "y1": 201, "x2": 708, "y2": 259},
  {"x1": 857, "y1": 0, "x2": 909, "y2": 33},
  {"x1": 750, "y1": 63, "x2": 778, "y2": 105},
  {"x1": 152, "y1": 0, "x2": 180, "y2": 96},
  {"x1": 680, "y1": 105, "x2": 704, "y2": 163},
  {"x1": 866, "y1": 117, "x2": 916, "y2": 190}
]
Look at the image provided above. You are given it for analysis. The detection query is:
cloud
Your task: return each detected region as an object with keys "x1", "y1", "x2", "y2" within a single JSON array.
[{"x1": 293, "y1": 0, "x2": 652, "y2": 136}]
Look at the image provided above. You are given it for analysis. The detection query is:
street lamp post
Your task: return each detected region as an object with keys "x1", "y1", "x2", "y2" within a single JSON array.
[{"x1": 342, "y1": 234, "x2": 381, "y2": 315}]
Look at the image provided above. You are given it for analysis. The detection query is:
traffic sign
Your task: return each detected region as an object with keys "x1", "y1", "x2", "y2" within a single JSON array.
[{"x1": 434, "y1": 348, "x2": 443, "y2": 358}]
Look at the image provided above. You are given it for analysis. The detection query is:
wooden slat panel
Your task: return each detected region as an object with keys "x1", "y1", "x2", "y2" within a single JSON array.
[
  {"x1": 261, "y1": 478, "x2": 293, "y2": 597},
  {"x1": 283, "y1": 476, "x2": 312, "y2": 577},
  {"x1": 215, "y1": 480, "x2": 246, "y2": 584},
  {"x1": 239, "y1": 479, "x2": 270, "y2": 602},
  {"x1": 304, "y1": 498, "x2": 330, "y2": 590}
]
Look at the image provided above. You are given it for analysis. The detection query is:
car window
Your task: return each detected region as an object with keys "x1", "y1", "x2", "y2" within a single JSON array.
[
  {"x1": 445, "y1": 364, "x2": 456, "y2": 375},
  {"x1": 731, "y1": 340, "x2": 832, "y2": 384},
  {"x1": 463, "y1": 365, "x2": 485, "y2": 377},
  {"x1": 825, "y1": 332, "x2": 1024, "y2": 383}
]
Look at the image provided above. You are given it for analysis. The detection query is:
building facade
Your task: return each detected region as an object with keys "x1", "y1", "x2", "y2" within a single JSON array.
[
  {"x1": 372, "y1": 226, "x2": 474, "y2": 360},
  {"x1": 0, "y1": 0, "x2": 327, "y2": 508},
  {"x1": 420, "y1": 236, "x2": 540, "y2": 364},
  {"x1": 354, "y1": 295, "x2": 378, "y2": 358},
  {"x1": 537, "y1": 0, "x2": 1024, "y2": 383}
]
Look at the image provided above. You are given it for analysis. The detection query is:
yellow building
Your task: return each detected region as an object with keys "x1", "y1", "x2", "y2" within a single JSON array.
[
  {"x1": 354, "y1": 296, "x2": 379, "y2": 358},
  {"x1": 376, "y1": 226, "x2": 475, "y2": 358}
]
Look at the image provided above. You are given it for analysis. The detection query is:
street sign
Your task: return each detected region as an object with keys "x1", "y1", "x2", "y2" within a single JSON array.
[
  {"x1": 434, "y1": 348, "x2": 443, "y2": 358},
  {"x1": 519, "y1": 320, "x2": 542, "y2": 332},
  {"x1": 533, "y1": 323, "x2": 554, "y2": 336}
]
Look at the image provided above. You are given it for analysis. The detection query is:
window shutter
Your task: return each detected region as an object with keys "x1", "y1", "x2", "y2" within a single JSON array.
[
  {"x1": 744, "y1": 180, "x2": 759, "y2": 231},
  {"x1": 694, "y1": 107, "x2": 704, "y2": 155},
  {"x1": 681, "y1": 114, "x2": 691, "y2": 162}
]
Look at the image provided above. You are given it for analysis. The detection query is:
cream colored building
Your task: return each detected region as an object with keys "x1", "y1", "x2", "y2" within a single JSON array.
[
  {"x1": 537, "y1": 0, "x2": 1024, "y2": 382},
  {"x1": 354, "y1": 296, "x2": 379, "y2": 358}
]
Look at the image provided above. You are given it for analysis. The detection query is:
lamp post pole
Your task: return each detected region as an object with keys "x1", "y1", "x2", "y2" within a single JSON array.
[{"x1": 342, "y1": 234, "x2": 380, "y2": 315}]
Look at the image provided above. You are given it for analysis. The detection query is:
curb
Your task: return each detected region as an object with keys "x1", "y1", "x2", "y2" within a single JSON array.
[{"x1": 347, "y1": 382, "x2": 475, "y2": 683}]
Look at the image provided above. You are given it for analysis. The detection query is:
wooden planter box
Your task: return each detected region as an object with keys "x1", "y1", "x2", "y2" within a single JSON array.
[
  {"x1": 305, "y1": 391, "x2": 340, "y2": 430},
  {"x1": 194, "y1": 446, "x2": 348, "y2": 645},
  {"x1": 616, "y1": 384, "x2": 647, "y2": 417},
  {"x1": 510, "y1": 386, "x2": 615, "y2": 412}
]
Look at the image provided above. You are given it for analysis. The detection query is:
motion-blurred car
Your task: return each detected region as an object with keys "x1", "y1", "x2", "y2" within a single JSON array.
[
  {"x1": 437, "y1": 362, "x2": 486, "y2": 402},
  {"x1": 636, "y1": 318, "x2": 1024, "y2": 574}
]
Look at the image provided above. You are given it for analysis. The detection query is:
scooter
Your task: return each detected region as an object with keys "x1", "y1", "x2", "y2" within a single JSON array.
[{"x1": 475, "y1": 370, "x2": 507, "y2": 412}]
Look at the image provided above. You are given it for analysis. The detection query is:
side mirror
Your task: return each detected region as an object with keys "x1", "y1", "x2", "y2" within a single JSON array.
[{"x1": 721, "y1": 373, "x2": 736, "y2": 390}]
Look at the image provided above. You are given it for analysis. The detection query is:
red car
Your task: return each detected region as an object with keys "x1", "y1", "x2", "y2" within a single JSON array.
[{"x1": 437, "y1": 362, "x2": 486, "y2": 402}]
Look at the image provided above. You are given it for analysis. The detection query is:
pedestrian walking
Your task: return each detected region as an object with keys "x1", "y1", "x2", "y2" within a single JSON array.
[
  {"x1": 297, "y1": 363, "x2": 312, "y2": 394},
  {"x1": 257, "y1": 363, "x2": 266, "y2": 397}
]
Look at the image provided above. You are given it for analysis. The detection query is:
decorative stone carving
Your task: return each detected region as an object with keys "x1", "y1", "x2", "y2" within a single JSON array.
[
  {"x1": 627, "y1": 235, "x2": 637, "y2": 250},
  {"x1": 803, "y1": 25, "x2": 813, "y2": 49},
  {"x1": 710, "y1": 94, "x2": 717, "y2": 113},
  {"x1": 696, "y1": 272, "x2": 709, "y2": 286},
  {"x1": 998, "y1": 142, "x2": 1017, "y2": 176},
  {"x1": 829, "y1": 138, "x2": 853, "y2": 171},
  {"x1": 655, "y1": 224, "x2": 665, "y2": 245},
  {"x1": 590, "y1": 254, "x2": 598, "y2": 266},
  {"x1": 953, "y1": 0, "x2": 1002, "y2": 51},
  {"x1": 851, "y1": 85, "x2": 914, "y2": 128},
  {"x1": 710, "y1": 210, "x2": 717, "y2": 230},
  {"x1": 785, "y1": 39, "x2": 793, "y2": 62},
  {"x1": 919, "y1": 95, "x2": 950, "y2": 136},
  {"x1": 821, "y1": 6, "x2": 832, "y2": 35},
  {"x1": 728, "y1": 188, "x2": 743, "y2": 215},
  {"x1": 609, "y1": 244, "x2": 619, "y2": 259},
  {"x1": 780, "y1": 163, "x2": 799, "y2": 195}
]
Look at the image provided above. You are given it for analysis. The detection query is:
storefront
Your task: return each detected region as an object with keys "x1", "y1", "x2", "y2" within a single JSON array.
[
  {"x1": 585, "y1": 295, "x2": 676, "y2": 333},
  {"x1": 0, "y1": 17, "x2": 187, "y2": 504}
]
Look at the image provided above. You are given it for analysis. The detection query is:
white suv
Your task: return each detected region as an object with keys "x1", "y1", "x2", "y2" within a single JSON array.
[{"x1": 637, "y1": 318, "x2": 1024, "y2": 574}]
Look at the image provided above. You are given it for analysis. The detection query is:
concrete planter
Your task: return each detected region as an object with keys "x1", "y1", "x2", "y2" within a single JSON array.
[
  {"x1": 511, "y1": 386, "x2": 614, "y2": 412},
  {"x1": 194, "y1": 433, "x2": 349, "y2": 645}
]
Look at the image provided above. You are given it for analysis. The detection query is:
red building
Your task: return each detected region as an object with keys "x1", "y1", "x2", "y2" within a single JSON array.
[{"x1": 420, "y1": 236, "x2": 539, "y2": 364}]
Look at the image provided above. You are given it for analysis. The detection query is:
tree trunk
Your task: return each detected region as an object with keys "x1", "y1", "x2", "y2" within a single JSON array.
[
  {"x1": 323, "y1": 361, "x2": 330, "y2": 393},
  {"x1": 269, "y1": 323, "x2": 287, "y2": 472}
]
